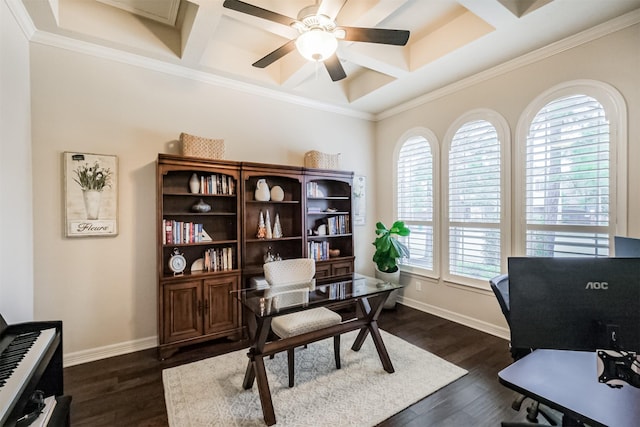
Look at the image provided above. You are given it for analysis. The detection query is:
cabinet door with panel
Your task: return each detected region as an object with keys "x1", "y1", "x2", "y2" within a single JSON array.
[
  {"x1": 204, "y1": 275, "x2": 239, "y2": 334},
  {"x1": 162, "y1": 279, "x2": 203, "y2": 344}
]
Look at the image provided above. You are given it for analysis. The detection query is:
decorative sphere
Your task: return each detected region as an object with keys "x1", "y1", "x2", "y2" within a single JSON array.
[{"x1": 270, "y1": 185, "x2": 285, "y2": 202}]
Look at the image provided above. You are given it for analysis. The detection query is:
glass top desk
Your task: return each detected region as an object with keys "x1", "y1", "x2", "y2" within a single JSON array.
[
  {"x1": 235, "y1": 273, "x2": 403, "y2": 426},
  {"x1": 499, "y1": 349, "x2": 640, "y2": 426}
]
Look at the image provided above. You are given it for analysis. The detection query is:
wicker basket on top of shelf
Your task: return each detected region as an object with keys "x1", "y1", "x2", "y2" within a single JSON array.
[
  {"x1": 304, "y1": 150, "x2": 340, "y2": 169},
  {"x1": 180, "y1": 132, "x2": 225, "y2": 159}
]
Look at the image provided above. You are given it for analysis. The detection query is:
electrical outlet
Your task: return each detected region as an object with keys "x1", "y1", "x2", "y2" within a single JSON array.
[{"x1": 416, "y1": 281, "x2": 422, "y2": 291}]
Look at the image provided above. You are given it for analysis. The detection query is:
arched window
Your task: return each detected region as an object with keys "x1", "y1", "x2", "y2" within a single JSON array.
[
  {"x1": 516, "y1": 81, "x2": 627, "y2": 256},
  {"x1": 396, "y1": 130, "x2": 438, "y2": 274},
  {"x1": 444, "y1": 110, "x2": 510, "y2": 286}
]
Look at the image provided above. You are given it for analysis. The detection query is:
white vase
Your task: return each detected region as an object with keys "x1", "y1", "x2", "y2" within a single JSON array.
[
  {"x1": 270, "y1": 185, "x2": 284, "y2": 201},
  {"x1": 189, "y1": 173, "x2": 200, "y2": 194},
  {"x1": 83, "y1": 189, "x2": 102, "y2": 220},
  {"x1": 255, "y1": 179, "x2": 270, "y2": 201},
  {"x1": 374, "y1": 267, "x2": 401, "y2": 309}
]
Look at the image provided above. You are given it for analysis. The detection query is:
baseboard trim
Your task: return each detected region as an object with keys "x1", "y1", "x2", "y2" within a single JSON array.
[
  {"x1": 397, "y1": 296, "x2": 510, "y2": 341},
  {"x1": 63, "y1": 300, "x2": 509, "y2": 367},
  {"x1": 63, "y1": 336, "x2": 157, "y2": 367}
]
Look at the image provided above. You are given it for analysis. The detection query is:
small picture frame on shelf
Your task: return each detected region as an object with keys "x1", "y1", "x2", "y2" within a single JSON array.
[{"x1": 64, "y1": 152, "x2": 118, "y2": 237}]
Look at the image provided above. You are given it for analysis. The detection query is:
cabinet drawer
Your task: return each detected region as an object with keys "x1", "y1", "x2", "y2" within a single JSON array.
[
  {"x1": 331, "y1": 259, "x2": 353, "y2": 277},
  {"x1": 315, "y1": 263, "x2": 332, "y2": 279}
]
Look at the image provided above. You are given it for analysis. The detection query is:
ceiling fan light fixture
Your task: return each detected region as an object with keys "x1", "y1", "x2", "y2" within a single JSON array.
[{"x1": 295, "y1": 29, "x2": 338, "y2": 62}]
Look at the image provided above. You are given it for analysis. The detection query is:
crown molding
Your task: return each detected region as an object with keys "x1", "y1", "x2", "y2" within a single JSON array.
[
  {"x1": 376, "y1": 8, "x2": 640, "y2": 121},
  {"x1": 6, "y1": 0, "x2": 374, "y2": 121},
  {"x1": 29, "y1": 30, "x2": 374, "y2": 121},
  {"x1": 5, "y1": 0, "x2": 36, "y2": 39}
]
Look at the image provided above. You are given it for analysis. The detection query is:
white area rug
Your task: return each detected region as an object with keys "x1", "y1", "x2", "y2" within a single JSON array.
[{"x1": 163, "y1": 330, "x2": 467, "y2": 426}]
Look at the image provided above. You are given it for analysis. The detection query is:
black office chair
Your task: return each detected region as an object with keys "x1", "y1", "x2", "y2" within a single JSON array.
[{"x1": 490, "y1": 274, "x2": 561, "y2": 426}]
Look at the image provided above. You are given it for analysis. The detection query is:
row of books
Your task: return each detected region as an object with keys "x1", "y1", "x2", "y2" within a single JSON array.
[
  {"x1": 308, "y1": 241, "x2": 331, "y2": 261},
  {"x1": 197, "y1": 173, "x2": 235, "y2": 195},
  {"x1": 327, "y1": 215, "x2": 350, "y2": 235},
  {"x1": 306, "y1": 182, "x2": 326, "y2": 198},
  {"x1": 203, "y1": 247, "x2": 235, "y2": 272},
  {"x1": 163, "y1": 219, "x2": 211, "y2": 244}
]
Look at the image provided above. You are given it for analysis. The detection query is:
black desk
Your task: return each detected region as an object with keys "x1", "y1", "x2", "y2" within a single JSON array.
[
  {"x1": 236, "y1": 273, "x2": 402, "y2": 426},
  {"x1": 498, "y1": 349, "x2": 640, "y2": 427}
]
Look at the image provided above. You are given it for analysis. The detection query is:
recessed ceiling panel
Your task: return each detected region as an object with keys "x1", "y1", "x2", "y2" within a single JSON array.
[{"x1": 96, "y1": 0, "x2": 181, "y2": 26}]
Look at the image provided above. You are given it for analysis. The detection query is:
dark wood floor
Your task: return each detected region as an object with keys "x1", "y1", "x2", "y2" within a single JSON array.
[{"x1": 64, "y1": 305, "x2": 535, "y2": 426}]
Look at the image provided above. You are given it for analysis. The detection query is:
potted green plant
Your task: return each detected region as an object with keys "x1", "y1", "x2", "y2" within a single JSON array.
[{"x1": 372, "y1": 221, "x2": 410, "y2": 308}]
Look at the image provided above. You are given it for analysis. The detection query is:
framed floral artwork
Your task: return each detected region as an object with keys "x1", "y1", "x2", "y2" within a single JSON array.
[
  {"x1": 353, "y1": 175, "x2": 366, "y2": 226},
  {"x1": 64, "y1": 152, "x2": 118, "y2": 237}
]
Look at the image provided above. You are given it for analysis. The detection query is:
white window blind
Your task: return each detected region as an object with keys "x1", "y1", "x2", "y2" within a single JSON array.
[
  {"x1": 397, "y1": 137, "x2": 433, "y2": 270},
  {"x1": 525, "y1": 94, "x2": 610, "y2": 257},
  {"x1": 448, "y1": 120, "x2": 501, "y2": 280}
]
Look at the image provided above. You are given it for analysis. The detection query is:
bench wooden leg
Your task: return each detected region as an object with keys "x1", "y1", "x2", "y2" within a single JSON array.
[{"x1": 287, "y1": 348, "x2": 295, "y2": 388}]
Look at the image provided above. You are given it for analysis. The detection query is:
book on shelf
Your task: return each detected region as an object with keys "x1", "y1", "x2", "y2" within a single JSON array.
[
  {"x1": 306, "y1": 182, "x2": 325, "y2": 198},
  {"x1": 203, "y1": 246, "x2": 235, "y2": 272},
  {"x1": 308, "y1": 241, "x2": 330, "y2": 261},
  {"x1": 198, "y1": 173, "x2": 235, "y2": 195},
  {"x1": 326, "y1": 215, "x2": 350, "y2": 235},
  {"x1": 163, "y1": 219, "x2": 207, "y2": 244}
]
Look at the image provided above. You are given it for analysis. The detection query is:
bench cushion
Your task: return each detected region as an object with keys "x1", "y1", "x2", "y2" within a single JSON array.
[{"x1": 271, "y1": 307, "x2": 341, "y2": 339}]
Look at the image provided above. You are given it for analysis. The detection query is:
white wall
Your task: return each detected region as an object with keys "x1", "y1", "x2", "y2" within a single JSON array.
[
  {"x1": 376, "y1": 23, "x2": 640, "y2": 336},
  {"x1": 0, "y1": 0, "x2": 34, "y2": 323},
  {"x1": 28, "y1": 42, "x2": 376, "y2": 361}
]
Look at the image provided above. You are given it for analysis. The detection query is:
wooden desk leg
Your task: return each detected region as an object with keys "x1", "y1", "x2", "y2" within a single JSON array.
[
  {"x1": 368, "y1": 320, "x2": 394, "y2": 373},
  {"x1": 242, "y1": 351, "x2": 256, "y2": 389},
  {"x1": 242, "y1": 316, "x2": 277, "y2": 425},
  {"x1": 351, "y1": 293, "x2": 395, "y2": 373},
  {"x1": 254, "y1": 355, "x2": 276, "y2": 426}
]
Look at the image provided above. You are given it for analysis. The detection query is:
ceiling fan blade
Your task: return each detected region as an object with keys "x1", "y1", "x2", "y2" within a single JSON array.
[
  {"x1": 223, "y1": 0, "x2": 297, "y2": 27},
  {"x1": 324, "y1": 55, "x2": 347, "y2": 82},
  {"x1": 252, "y1": 39, "x2": 296, "y2": 68},
  {"x1": 341, "y1": 27, "x2": 410, "y2": 46},
  {"x1": 317, "y1": 0, "x2": 347, "y2": 20}
]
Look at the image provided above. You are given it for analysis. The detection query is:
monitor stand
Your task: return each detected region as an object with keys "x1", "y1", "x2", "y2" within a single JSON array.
[{"x1": 596, "y1": 350, "x2": 640, "y2": 388}]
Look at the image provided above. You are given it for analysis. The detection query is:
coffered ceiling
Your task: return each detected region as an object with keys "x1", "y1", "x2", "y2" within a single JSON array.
[{"x1": 15, "y1": 0, "x2": 640, "y2": 116}]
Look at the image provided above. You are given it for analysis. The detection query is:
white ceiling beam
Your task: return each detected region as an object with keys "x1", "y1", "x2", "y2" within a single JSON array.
[
  {"x1": 339, "y1": 0, "x2": 411, "y2": 27},
  {"x1": 457, "y1": 0, "x2": 521, "y2": 28},
  {"x1": 338, "y1": 44, "x2": 409, "y2": 79},
  {"x1": 409, "y1": 8, "x2": 494, "y2": 71},
  {"x1": 180, "y1": 1, "x2": 223, "y2": 63}
]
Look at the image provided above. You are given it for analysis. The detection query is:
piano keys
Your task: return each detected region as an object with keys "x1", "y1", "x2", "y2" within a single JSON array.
[{"x1": 0, "y1": 314, "x2": 69, "y2": 426}]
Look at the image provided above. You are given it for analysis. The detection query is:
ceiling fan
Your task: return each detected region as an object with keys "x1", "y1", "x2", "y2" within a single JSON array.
[{"x1": 222, "y1": 0, "x2": 410, "y2": 82}]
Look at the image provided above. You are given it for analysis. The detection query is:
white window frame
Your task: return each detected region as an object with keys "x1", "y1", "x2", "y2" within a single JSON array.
[
  {"x1": 394, "y1": 127, "x2": 440, "y2": 278},
  {"x1": 442, "y1": 109, "x2": 511, "y2": 289},
  {"x1": 514, "y1": 80, "x2": 628, "y2": 255}
]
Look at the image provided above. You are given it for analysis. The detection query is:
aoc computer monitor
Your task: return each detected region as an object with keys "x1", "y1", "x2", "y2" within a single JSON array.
[{"x1": 508, "y1": 257, "x2": 640, "y2": 353}]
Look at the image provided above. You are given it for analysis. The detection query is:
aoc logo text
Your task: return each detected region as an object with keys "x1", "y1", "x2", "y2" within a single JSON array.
[{"x1": 585, "y1": 281, "x2": 608, "y2": 290}]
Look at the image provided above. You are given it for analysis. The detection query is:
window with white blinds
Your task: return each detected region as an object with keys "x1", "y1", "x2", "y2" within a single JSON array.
[
  {"x1": 448, "y1": 120, "x2": 502, "y2": 280},
  {"x1": 525, "y1": 94, "x2": 611, "y2": 257},
  {"x1": 397, "y1": 136, "x2": 433, "y2": 270}
]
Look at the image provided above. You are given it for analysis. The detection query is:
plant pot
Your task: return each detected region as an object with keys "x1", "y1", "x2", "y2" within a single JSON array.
[{"x1": 374, "y1": 267, "x2": 400, "y2": 309}]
